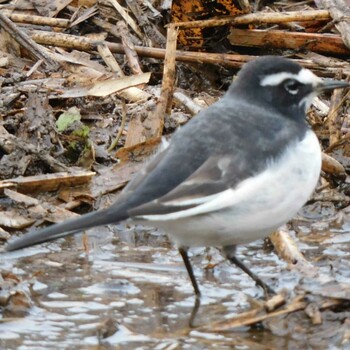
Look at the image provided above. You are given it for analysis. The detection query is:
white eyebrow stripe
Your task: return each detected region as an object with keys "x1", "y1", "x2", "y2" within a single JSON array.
[{"x1": 260, "y1": 68, "x2": 322, "y2": 87}]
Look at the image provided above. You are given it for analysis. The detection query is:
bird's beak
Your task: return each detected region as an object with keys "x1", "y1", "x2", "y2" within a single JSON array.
[{"x1": 315, "y1": 79, "x2": 350, "y2": 92}]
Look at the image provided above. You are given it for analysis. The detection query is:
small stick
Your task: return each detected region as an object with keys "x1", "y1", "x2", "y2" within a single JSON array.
[
  {"x1": 0, "y1": 13, "x2": 60, "y2": 70},
  {"x1": 0, "y1": 10, "x2": 70, "y2": 27},
  {"x1": 173, "y1": 90, "x2": 203, "y2": 115},
  {"x1": 108, "y1": 99, "x2": 127, "y2": 152},
  {"x1": 116, "y1": 21, "x2": 143, "y2": 75},
  {"x1": 26, "y1": 59, "x2": 44, "y2": 77},
  {"x1": 228, "y1": 29, "x2": 350, "y2": 55},
  {"x1": 123, "y1": 24, "x2": 178, "y2": 148},
  {"x1": 29, "y1": 29, "x2": 254, "y2": 68},
  {"x1": 327, "y1": 88, "x2": 348, "y2": 146},
  {"x1": 27, "y1": 30, "x2": 349, "y2": 74},
  {"x1": 201, "y1": 297, "x2": 341, "y2": 332},
  {"x1": 97, "y1": 43, "x2": 125, "y2": 76},
  {"x1": 160, "y1": 24, "x2": 178, "y2": 114},
  {"x1": 171, "y1": 9, "x2": 330, "y2": 29}
]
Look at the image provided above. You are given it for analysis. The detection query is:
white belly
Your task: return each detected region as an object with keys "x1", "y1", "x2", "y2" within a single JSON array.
[{"x1": 137, "y1": 131, "x2": 322, "y2": 248}]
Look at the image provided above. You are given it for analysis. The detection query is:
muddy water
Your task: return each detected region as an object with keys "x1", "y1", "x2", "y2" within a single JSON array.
[{"x1": 0, "y1": 210, "x2": 349, "y2": 350}]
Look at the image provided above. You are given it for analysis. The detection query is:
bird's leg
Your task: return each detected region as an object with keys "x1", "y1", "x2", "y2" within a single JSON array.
[
  {"x1": 223, "y1": 245, "x2": 275, "y2": 297},
  {"x1": 229, "y1": 255, "x2": 275, "y2": 297},
  {"x1": 178, "y1": 247, "x2": 201, "y2": 326},
  {"x1": 178, "y1": 247, "x2": 201, "y2": 297}
]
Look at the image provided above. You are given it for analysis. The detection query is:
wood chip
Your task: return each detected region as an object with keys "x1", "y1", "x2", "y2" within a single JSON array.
[{"x1": 0, "y1": 171, "x2": 95, "y2": 194}]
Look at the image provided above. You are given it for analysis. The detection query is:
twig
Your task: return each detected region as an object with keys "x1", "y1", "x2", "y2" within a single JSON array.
[
  {"x1": 108, "y1": 99, "x2": 127, "y2": 152},
  {"x1": 160, "y1": 23, "x2": 178, "y2": 114},
  {"x1": 97, "y1": 43, "x2": 124, "y2": 76},
  {"x1": 0, "y1": 170, "x2": 95, "y2": 194},
  {"x1": 26, "y1": 59, "x2": 44, "y2": 77},
  {"x1": 200, "y1": 296, "x2": 341, "y2": 332},
  {"x1": 326, "y1": 88, "x2": 349, "y2": 146},
  {"x1": 0, "y1": 10, "x2": 70, "y2": 27},
  {"x1": 228, "y1": 29, "x2": 350, "y2": 55},
  {"x1": 0, "y1": 13, "x2": 60, "y2": 70},
  {"x1": 116, "y1": 21, "x2": 143, "y2": 75},
  {"x1": 29, "y1": 29, "x2": 254, "y2": 68},
  {"x1": 27, "y1": 30, "x2": 350, "y2": 74},
  {"x1": 122, "y1": 24, "x2": 177, "y2": 148},
  {"x1": 171, "y1": 9, "x2": 330, "y2": 29},
  {"x1": 173, "y1": 90, "x2": 203, "y2": 115}
]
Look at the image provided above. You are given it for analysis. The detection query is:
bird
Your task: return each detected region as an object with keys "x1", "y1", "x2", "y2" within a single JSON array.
[{"x1": 5, "y1": 56, "x2": 349, "y2": 300}]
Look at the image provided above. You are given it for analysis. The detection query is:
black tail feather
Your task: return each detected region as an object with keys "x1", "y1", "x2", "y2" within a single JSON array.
[{"x1": 6, "y1": 207, "x2": 126, "y2": 251}]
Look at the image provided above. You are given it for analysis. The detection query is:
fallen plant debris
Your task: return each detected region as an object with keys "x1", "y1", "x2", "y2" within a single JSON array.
[
  {"x1": 0, "y1": 270, "x2": 36, "y2": 318},
  {"x1": 0, "y1": 0, "x2": 350, "y2": 348}
]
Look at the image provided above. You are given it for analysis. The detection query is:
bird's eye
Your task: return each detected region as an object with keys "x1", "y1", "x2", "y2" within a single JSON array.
[{"x1": 284, "y1": 79, "x2": 300, "y2": 95}]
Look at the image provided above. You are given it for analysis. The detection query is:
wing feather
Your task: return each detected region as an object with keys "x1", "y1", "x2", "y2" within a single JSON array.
[{"x1": 129, "y1": 156, "x2": 238, "y2": 217}]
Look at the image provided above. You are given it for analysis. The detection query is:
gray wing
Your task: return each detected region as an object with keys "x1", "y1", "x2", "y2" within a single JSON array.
[
  {"x1": 114, "y1": 99, "x2": 307, "y2": 219},
  {"x1": 129, "y1": 155, "x2": 240, "y2": 216}
]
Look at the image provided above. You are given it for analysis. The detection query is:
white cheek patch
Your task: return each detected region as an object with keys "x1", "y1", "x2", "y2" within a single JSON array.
[
  {"x1": 299, "y1": 91, "x2": 317, "y2": 111},
  {"x1": 260, "y1": 68, "x2": 322, "y2": 87}
]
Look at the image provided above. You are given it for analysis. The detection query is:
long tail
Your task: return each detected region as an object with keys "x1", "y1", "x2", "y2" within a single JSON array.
[{"x1": 6, "y1": 207, "x2": 127, "y2": 251}]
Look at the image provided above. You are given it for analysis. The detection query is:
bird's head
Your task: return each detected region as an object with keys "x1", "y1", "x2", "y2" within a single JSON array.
[{"x1": 230, "y1": 56, "x2": 349, "y2": 119}]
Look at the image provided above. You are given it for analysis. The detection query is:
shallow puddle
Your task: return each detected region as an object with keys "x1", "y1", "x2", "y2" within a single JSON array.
[{"x1": 1, "y1": 210, "x2": 350, "y2": 349}]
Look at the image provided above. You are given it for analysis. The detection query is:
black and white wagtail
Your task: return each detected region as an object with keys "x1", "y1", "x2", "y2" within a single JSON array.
[{"x1": 5, "y1": 56, "x2": 350, "y2": 297}]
